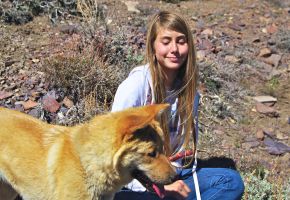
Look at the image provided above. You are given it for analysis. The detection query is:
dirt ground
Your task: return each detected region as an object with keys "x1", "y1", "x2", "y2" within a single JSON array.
[{"x1": 0, "y1": 0, "x2": 289, "y2": 197}]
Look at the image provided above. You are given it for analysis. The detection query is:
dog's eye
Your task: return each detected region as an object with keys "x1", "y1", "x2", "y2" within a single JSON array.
[{"x1": 148, "y1": 150, "x2": 157, "y2": 158}]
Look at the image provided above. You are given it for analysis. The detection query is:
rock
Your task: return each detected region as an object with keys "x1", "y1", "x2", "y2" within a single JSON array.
[
  {"x1": 248, "y1": 141, "x2": 260, "y2": 148},
  {"x1": 28, "y1": 108, "x2": 42, "y2": 119},
  {"x1": 196, "y1": 50, "x2": 206, "y2": 61},
  {"x1": 201, "y1": 28, "x2": 213, "y2": 36},
  {"x1": 263, "y1": 54, "x2": 282, "y2": 67},
  {"x1": 263, "y1": 102, "x2": 276, "y2": 107},
  {"x1": 0, "y1": 91, "x2": 13, "y2": 100},
  {"x1": 255, "y1": 102, "x2": 279, "y2": 117},
  {"x1": 32, "y1": 58, "x2": 40, "y2": 63},
  {"x1": 266, "y1": 23, "x2": 278, "y2": 34},
  {"x1": 263, "y1": 128, "x2": 275, "y2": 138},
  {"x1": 14, "y1": 104, "x2": 24, "y2": 112},
  {"x1": 264, "y1": 138, "x2": 290, "y2": 155},
  {"x1": 30, "y1": 91, "x2": 41, "y2": 101},
  {"x1": 256, "y1": 129, "x2": 265, "y2": 140},
  {"x1": 276, "y1": 131, "x2": 289, "y2": 140},
  {"x1": 42, "y1": 94, "x2": 60, "y2": 113},
  {"x1": 4, "y1": 60, "x2": 16, "y2": 67},
  {"x1": 225, "y1": 55, "x2": 242, "y2": 63},
  {"x1": 258, "y1": 47, "x2": 272, "y2": 57},
  {"x1": 191, "y1": 16, "x2": 198, "y2": 21},
  {"x1": 197, "y1": 38, "x2": 213, "y2": 51},
  {"x1": 252, "y1": 37, "x2": 261, "y2": 43},
  {"x1": 62, "y1": 96, "x2": 74, "y2": 108},
  {"x1": 253, "y1": 95, "x2": 277, "y2": 104},
  {"x1": 242, "y1": 138, "x2": 260, "y2": 148},
  {"x1": 21, "y1": 100, "x2": 39, "y2": 110},
  {"x1": 123, "y1": 1, "x2": 140, "y2": 13},
  {"x1": 228, "y1": 23, "x2": 242, "y2": 31}
]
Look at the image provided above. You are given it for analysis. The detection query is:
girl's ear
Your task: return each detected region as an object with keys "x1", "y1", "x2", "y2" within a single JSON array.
[{"x1": 116, "y1": 104, "x2": 169, "y2": 137}]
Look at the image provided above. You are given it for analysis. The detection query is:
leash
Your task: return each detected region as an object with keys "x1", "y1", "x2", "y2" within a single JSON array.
[
  {"x1": 192, "y1": 151, "x2": 201, "y2": 200},
  {"x1": 169, "y1": 150, "x2": 201, "y2": 200}
]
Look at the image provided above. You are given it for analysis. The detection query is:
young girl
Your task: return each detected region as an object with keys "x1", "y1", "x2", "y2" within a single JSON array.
[{"x1": 112, "y1": 11, "x2": 244, "y2": 200}]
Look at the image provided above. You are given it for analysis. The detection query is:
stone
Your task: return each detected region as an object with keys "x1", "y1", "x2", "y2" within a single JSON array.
[
  {"x1": 225, "y1": 55, "x2": 242, "y2": 63},
  {"x1": 263, "y1": 54, "x2": 281, "y2": 67},
  {"x1": 264, "y1": 138, "x2": 290, "y2": 155},
  {"x1": 256, "y1": 129, "x2": 265, "y2": 140},
  {"x1": 0, "y1": 91, "x2": 13, "y2": 100},
  {"x1": 42, "y1": 94, "x2": 60, "y2": 113},
  {"x1": 255, "y1": 102, "x2": 279, "y2": 117},
  {"x1": 258, "y1": 47, "x2": 272, "y2": 57},
  {"x1": 253, "y1": 96, "x2": 277, "y2": 103},
  {"x1": 63, "y1": 96, "x2": 74, "y2": 108},
  {"x1": 21, "y1": 100, "x2": 39, "y2": 110},
  {"x1": 123, "y1": 1, "x2": 140, "y2": 13}
]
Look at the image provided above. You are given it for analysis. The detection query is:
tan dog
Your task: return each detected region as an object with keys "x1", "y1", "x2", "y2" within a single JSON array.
[{"x1": 0, "y1": 104, "x2": 177, "y2": 200}]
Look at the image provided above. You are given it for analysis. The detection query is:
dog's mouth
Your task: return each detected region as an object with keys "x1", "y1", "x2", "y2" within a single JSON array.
[{"x1": 132, "y1": 169, "x2": 166, "y2": 198}]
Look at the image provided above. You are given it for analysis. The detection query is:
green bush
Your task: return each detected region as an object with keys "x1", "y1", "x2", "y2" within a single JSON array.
[{"x1": 242, "y1": 169, "x2": 289, "y2": 200}]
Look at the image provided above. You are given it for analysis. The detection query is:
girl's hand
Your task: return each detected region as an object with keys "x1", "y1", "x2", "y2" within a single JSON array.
[{"x1": 164, "y1": 180, "x2": 191, "y2": 200}]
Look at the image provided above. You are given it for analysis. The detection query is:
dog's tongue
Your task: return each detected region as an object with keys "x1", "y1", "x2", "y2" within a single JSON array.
[{"x1": 152, "y1": 183, "x2": 165, "y2": 199}]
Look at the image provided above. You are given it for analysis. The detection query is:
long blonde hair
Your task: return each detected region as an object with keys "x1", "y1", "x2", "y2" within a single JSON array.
[{"x1": 145, "y1": 11, "x2": 198, "y2": 164}]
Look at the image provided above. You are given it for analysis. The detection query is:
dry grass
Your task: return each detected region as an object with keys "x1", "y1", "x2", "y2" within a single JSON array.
[
  {"x1": 77, "y1": 0, "x2": 109, "y2": 37},
  {"x1": 40, "y1": 0, "x2": 145, "y2": 126},
  {"x1": 41, "y1": 32, "x2": 123, "y2": 121}
]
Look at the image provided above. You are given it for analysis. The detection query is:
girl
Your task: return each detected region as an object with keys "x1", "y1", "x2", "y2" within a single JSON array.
[{"x1": 112, "y1": 11, "x2": 244, "y2": 200}]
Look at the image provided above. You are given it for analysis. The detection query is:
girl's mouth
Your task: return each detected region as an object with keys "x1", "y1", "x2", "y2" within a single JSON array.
[{"x1": 167, "y1": 57, "x2": 180, "y2": 62}]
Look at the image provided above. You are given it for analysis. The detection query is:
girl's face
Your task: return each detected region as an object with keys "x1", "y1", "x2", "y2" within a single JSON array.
[{"x1": 154, "y1": 28, "x2": 189, "y2": 74}]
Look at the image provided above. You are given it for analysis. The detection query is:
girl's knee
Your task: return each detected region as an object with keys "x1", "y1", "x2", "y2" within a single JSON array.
[
  {"x1": 209, "y1": 169, "x2": 244, "y2": 192},
  {"x1": 209, "y1": 169, "x2": 244, "y2": 199},
  {"x1": 226, "y1": 169, "x2": 245, "y2": 195}
]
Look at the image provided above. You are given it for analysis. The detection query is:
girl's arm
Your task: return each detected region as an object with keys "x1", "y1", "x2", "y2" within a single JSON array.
[{"x1": 111, "y1": 72, "x2": 143, "y2": 112}]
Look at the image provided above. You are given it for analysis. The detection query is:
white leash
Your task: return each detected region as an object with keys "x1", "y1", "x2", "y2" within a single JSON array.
[
  {"x1": 193, "y1": 94, "x2": 201, "y2": 200},
  {"x1": 192, "y1": 152, "x2": 201, "y2": 200}
]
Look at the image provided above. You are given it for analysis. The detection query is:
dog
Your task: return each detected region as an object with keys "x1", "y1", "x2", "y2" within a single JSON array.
[{"x1": 0, "y1": 104, "x2": 177, "y2": 200}]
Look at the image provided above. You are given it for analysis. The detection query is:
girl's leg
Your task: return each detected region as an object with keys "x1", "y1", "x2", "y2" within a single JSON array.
[
  {"x1": 113, "y1": 189, "x2": 175, "y2": 200},
  {"x1": 181, "y1": 168, "x2": 244, "y2": 200}
]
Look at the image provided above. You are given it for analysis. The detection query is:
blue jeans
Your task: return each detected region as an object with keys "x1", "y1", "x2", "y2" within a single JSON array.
[{"x1": 114, "y1": 168, "x2": 244, "y2": 200}]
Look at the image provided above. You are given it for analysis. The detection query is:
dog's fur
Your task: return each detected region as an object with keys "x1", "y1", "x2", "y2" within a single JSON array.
[{"x1": 0, "y1": 104, "x2": 176, "y2": 200}]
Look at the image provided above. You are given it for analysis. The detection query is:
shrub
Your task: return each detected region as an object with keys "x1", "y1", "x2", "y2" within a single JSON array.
[
  {"x1": 42, "y1": 33, "x2": 123, "y2": 116},
  {"x1": 242, "y1": 168, "x2": 289, "y2": 200}
]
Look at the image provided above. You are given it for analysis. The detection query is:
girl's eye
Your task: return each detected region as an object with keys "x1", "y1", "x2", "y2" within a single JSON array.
[
  {"x1": 161, "y1": 39, "x2": 170, "y2": 45},
  {"x1": 178, "y1": 39, "x2": 187, "y2": 44}
]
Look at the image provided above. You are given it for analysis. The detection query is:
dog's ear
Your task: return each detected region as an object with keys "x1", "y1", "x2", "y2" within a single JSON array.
[{"x1": 117, "y1": 104, "x2": 169, "y2": 135}]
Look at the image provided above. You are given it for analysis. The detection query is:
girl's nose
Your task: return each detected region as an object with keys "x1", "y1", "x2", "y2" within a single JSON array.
[{"x1": 170, "y1": 42, "x2": 178, "y2": 52}]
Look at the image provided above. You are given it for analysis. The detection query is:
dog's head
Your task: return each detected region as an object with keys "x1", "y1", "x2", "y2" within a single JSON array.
[{"x1": 112, "y1": 104, "x2": 177, "y2": 194}]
